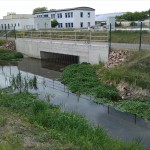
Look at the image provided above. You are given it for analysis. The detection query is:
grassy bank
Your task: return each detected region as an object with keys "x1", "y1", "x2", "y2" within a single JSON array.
[
  {"x1": 111, "y1": 30, "x2": 150, "y2": 44},
  {"x1": 62, "y1": 51, "x2": 150, "y2": 120},
  {"x1": 0, "y1": 49, "x2": 23, "y2": 60},
  {"x1": 62, "y1": 63, "x2": 119, "y2": 100},
  {"x1": 101, "y1": 51, "x2": 150, "y2": 90},
  {"x1": 0, "y1": 89, "x2": 143, "y2": 150}
]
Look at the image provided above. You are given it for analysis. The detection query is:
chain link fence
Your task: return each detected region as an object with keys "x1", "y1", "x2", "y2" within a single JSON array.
[{"x1": 110, "y1": 21, "x2": 150, "y2": 51}]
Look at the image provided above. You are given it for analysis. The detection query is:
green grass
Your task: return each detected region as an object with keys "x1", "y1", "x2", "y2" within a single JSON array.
[
  {"x1": 0, "y1": 39, "x2": 7, "y2": 46},
  {"x1": 0, "y1": 49, "x2": 23, "y2": 60},
  {"x1": 62, "y1": 63, "x2": 119, "y2": 100},
  {"x1": 101, "y1": 51, "x2": 150, "y2": 90},
  {"x1": 94, "y1": 98, "x2": 150, "y2": 120},
  {"x1": 111, "y1": 30, "x2": 150, "y2": 44},
  {"x1": 0, "y1": 89, "x2": 144, "y2": 150}
]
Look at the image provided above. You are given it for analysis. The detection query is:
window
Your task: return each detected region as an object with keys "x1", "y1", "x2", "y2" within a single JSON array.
[
  {"x1": 57, "y1": 13, "x2": 62, "y2": 18},
  {"x1": 88, "y1": 12, "x2": 90, "y2": 18},
  {"x1": 66, "y1": 23, "x2": 68, "y2": 28},
  {"x1": 51, "y1": 14, "x2": 55, "y2": 19},
  {"x1": 71, "y1": 12, "x2": 73, "y2": 18},
  {"x1": 65, "y1": 13, "x2": 67, "y2": 18},
  {"x1": 8, "y1": 24, "x2": 10, "y2": 29},
  {"x1": 80, "y1": 12, "x2": 83, "y2": 18},
  {"x1": 58, "y1": 23, "x2": 63, "y2": 28},
  {"x1": 71, "y1": 23, "x2": 73, "y2": 28},
  {"x1": 44, "y1": 14, "x2": 48, "y2": 17},
  {"x1": 68, "y1": 13, "x2": 70, "y2": 18},
  {"x1": 88, "y1": 22, "x2": 90, "y2": 27},
  {"x1": 80, "y1": 22, "x2": 83, "y2": 28}
]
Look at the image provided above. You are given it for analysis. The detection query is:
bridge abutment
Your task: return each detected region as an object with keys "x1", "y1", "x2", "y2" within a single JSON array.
[{"x1": 16, "y1": 38, "x2": 109, "y2": 64}]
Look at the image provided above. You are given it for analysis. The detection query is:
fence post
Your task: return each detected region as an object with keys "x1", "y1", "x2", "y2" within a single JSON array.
[
  {"x1": 75, "y1": 31, "x2": 76, "y2": 44},
  {"x1": 109, "y1": 23, "x2": 112, "y2": 53},
  {"x1": 139, "y1": 22, "x2": 142, "y2": 51},
  {"x1": 14, "y1": 25, "x2": 16, "y2": 39},
  {"x1": 5, "y1": 24, "x2": 7, "y2": 40}
]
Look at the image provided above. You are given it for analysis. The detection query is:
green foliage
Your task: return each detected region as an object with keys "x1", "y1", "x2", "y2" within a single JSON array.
[
  {"x1": 0, "y1": 39, "x2": 7, "y2": 46},
  {"x1": 0, "y1": 90, "x2": 144, "y2": 150},
  {"x1": 51, "y1": 20, "x2": 58, "y2": 28},
  {"x1": 116, "y1": 10, "x2": 149, "y2": 21},
  {"x1": 62, "y1": 64, "x2": 119, "y2": 100},
  {"x1": 33, "y1": 7, "x2": 48, "y2": 14},
  {"x1": 116, "y1": 99, "x2": 150, "y2": 120},
  {"x1": 0, "y1": 115, "x2": 7, "y2": 127},
  {"x1": 0, "y1": 49, "x2": 23, "y2": 60},
  {"x1": 102, "y1": 51, "x2": 150, "y2": 90}
]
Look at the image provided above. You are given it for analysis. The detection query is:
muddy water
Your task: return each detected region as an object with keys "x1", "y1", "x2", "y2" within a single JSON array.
[{"x1": 0, "y1": 58, "x2": 150, "y2": 149}]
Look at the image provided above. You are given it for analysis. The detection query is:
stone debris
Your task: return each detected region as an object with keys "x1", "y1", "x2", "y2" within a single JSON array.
[
  {"x1": 0, "y1": 41, "x2": 16, "y2": 50},
  {"x1": 105, "y1": 50, "x2": 133, "y2": 68}
]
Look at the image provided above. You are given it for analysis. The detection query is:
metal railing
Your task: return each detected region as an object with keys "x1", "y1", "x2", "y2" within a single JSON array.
[{"x1": 16, "y1": 30, "x2": 108, "y2": 43}]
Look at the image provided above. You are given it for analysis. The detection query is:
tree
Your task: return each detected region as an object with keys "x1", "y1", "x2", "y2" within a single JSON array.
[
  {"x1": 51, "y1": 20, "x2": 58, "y2": 28},
  {"x1": 33, "y1": 7, "x2": 48, "y2": 15}
]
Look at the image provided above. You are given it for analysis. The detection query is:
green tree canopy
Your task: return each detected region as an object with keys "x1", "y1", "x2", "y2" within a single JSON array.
[
  {"x1": 33, "y1": 7, "x2": 48, "y2": 14},
  {"x1": 51, "y1": 20, "x2": 58, "y2": 28},
  {"x1": 116, "y1": 10, "x2": 150, "y2": 21}
]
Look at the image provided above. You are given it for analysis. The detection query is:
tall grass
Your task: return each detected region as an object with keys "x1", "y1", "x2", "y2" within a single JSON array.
[
  {"x1": 0, "y1": 39, "x2": 7, "y2": 46},
  {"x1": 0, "y1": 49, "x2": 23, "y2": 60},
  {"x1": 0, "y1": 90, "x2": 144, "y2": 150},
  {"x1": 62, "y1": 63, "x2": 119, "y2": 100},
  {"x1": 102, "y1": 51, "x2": 150, "y2": 90}
]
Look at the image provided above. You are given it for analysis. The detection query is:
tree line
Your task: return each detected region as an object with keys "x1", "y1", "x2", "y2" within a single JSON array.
[{"x1": 116, "y1": 9, "x2": 150, "y2": 21}]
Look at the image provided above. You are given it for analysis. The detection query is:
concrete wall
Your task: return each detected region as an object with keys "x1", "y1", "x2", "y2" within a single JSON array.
[{"x1": 16, "y1": 38, "x2": 108, "y2": 64}]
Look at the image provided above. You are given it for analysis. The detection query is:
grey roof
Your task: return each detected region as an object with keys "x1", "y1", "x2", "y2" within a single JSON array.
[
  {"x1": 95, "y1": 12, "x2": 125, "y2": 22},
  {"x1": 35, "y1": 7, "x2": 95, "y2": 14}
]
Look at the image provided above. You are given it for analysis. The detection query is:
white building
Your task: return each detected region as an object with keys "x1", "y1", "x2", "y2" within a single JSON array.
[
  {"x1": 0, "y1": 13, "x2": 51, "y2": 30},
  {"x1": 34, "y1": 7, "x2": 95, "y2": 28}
]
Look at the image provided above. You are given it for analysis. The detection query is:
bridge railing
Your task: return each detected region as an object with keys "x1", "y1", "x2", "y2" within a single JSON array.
[{"x1": 16, "y1": 30, "x2": 108, "y2": 43}]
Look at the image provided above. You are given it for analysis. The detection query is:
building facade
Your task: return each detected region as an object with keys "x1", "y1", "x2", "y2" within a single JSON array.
[
  {"x1": 35, "y1": 7, "x2": 95, "y2": 28},
  {"x1": 0, "y1": 13, "x2": 51, "y2": 30}
]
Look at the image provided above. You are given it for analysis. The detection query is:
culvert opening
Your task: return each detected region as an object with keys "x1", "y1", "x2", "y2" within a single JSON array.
[{"x1": 40, "y1": 51, "x2": 79, "y2": 70}]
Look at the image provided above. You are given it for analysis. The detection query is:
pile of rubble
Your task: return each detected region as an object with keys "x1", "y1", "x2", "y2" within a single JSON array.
[
  {"x1": 0, "y1": 41, "x2": 16, "y2": 50},
  {"x1": 105, "y1": 50, "x2": 133, "y2": 68}
]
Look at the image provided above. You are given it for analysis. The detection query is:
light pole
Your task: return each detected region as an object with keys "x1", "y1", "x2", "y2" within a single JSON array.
[{"x1": 149, "y1": 9, "x2": 150, "y2": 29}]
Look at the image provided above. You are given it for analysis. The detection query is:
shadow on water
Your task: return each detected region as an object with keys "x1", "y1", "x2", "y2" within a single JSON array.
[{"x1": 0, "y1": 57, "x2": 150, "y2": 149}]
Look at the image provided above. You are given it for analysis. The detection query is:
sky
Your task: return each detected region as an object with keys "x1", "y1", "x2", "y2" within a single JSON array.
[{"x1": 0, "y1": 0, "x2": 150, "y2": 19}]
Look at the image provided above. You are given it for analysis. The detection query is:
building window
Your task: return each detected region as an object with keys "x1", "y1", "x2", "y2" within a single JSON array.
[
  {"x1": 88, "y1": 22, "x2": 90, "y2": 27},
  {"x1": 80, "y1": 22, "x2": 83, "y2": 28},
  {"x1": 44, "y1": 14, "x2": 48, "y2": 17},
  {"x1": 80, "y1": 12, "x2": 83, "y2": 18},
  {"x1": 71, "y1": 23, "x2": 73, "y2": 28},
  {"x1": 51, "y1": 14, "x2": 55, "y2": 19},
  {"x1": 18, "y1": 23, "x2": 20, "y2": 27},
  {"x1": 8, "y1": 24, "x2": 10, "y2": 29},
  {"x1": 88, "y1": 12, "x2": 90, "y2": 18},
  {"x1": 58, "y1": 23, "x2": 63, "y2": 28},
  {"x1": 68, "y1": 13, "x2": 70, "y2": 18},
  {"x1": 57, "y1": 13, "x2": 62, "y2": 18},
  {"x1": 71, "y1": 12, "x2": 73, "y2": 18},
  {"x1": 65, "y1": 13, "x2": 67, "y2": 18},
  {"x1": 66, "y1": 23, "x2": 68, "y2": 28}
]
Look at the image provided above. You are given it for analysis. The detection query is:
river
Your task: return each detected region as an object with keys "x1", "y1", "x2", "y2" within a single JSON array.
[{"x1": 0, "y1": 57, "x2": 150, "y2": 149}]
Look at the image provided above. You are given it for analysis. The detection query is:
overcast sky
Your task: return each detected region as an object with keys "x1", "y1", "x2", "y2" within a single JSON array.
[{"x1": 0, "y1": 0, "x2": 149, "y2": 19}]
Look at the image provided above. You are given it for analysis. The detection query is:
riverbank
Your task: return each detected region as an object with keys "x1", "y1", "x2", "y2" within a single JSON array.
[
  {"x1": 0, "y1": 89, "x2": 144, "y2": 150},
  {"x1": 62, "y1": 51, "x2": 150, "y2": 120}
]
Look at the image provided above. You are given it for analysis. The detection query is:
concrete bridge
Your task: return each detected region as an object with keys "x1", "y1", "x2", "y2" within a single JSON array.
[{"x1": 16, "y1": 38, "x2": 109, "y2": 64}]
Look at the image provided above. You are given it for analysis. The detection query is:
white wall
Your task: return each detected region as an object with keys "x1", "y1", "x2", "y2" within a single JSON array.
[
  {"x1": 16, "y1": 38, "x2": 109, "y2": 64},
  {"x1": 35, "y1": 8, "x2": 95, "y2": 29},
  {"x1": 0, "y1": 17, "x2": 51, "y2": 30}
]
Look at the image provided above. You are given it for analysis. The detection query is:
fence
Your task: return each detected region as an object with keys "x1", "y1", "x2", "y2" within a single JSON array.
[
  {"x1": 0, "y1": 21, "x2": 150, "y2": 51},
  {"x1": 110, "y1": 21, "x2": 150, "y2": 51},
  {"x1": 16, "y1": 30, "x2": 108, "y2": 44}
]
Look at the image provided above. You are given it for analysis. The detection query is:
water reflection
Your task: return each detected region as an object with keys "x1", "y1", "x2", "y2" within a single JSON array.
[{"x1": 0, "y1": 58, "x2": 150, "y2": 148}]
